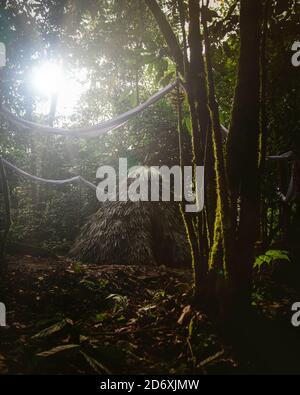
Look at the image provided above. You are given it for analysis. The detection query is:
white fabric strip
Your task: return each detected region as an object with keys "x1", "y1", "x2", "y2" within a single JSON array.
[
  {"x1": 1, "y1": 158, "x2": 96, "y2": 191},
  {"x1": 277, "y1": 162, "x2": 297, "y2": 203},
  {"x1": 267, "y1": 151, "x2": 294, "y2": 161},
  {"x1": 0, "y1": 81, "x2": 178, "y2": 138}
]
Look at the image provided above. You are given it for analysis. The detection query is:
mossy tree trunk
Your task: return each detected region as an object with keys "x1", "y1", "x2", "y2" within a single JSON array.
[
  {"x1": 146, "y1": 0, "x2": 263, "y2": 319},
  {"x1": 145, "y1": 0, "x2": 211, "y2": 296}
]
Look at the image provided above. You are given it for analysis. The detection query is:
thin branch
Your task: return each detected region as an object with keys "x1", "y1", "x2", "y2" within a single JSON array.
[{"x1": 145, "y1": 0, "x2": 184, "y2": 75}]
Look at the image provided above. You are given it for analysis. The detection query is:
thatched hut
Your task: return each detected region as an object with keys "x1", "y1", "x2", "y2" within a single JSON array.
[
  {"x1": 70, "y1": 199, "x2": 189, "y2": 266},
  {"x1": 70, "y1": 167, "x2": 190, "y2": 266}
]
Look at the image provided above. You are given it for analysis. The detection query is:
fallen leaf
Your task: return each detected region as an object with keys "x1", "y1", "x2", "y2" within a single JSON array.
[
  {"x1": 36, "y1": 344, "x2": 80, "y2": 357},
  {"x1": 177, "y1": 305, "x2": 192, "y2": 325}
]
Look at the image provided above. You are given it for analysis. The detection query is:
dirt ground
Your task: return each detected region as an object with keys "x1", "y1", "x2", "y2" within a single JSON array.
[{"x1": 0, "y1": 254, "x2": 299, "y2": 375}]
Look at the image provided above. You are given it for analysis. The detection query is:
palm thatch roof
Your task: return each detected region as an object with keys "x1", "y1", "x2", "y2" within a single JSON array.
[
  {"x1": 71, "y1": 166, "x2": 190, "y2": 266},
  {"x1": 70, "y1": 194, "x2": 190, "y2": 267}
]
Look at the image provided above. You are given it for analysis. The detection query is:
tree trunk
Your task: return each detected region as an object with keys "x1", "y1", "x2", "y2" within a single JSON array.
[
  {"x1": 226, "y1": 0, "x2": 263, "y2": 310},
  {"x1": 146, "y1": 0, "x2": 263, "y2": 319}
]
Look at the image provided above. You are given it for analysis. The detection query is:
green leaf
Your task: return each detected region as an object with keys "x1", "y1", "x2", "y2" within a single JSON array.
[
  {"x1": 80, "y1": 279, "x2": 97, "y2": 290},
  {"x1": 265, "y1": 250, "x2": 290, "y2": 261},
  {"x1": 31, "y1": 318, "x2": 73, "y2": 339},
  {"x1": 106, "y1": 294, "x2": 129, "y2": 314},
  {"x1": 80, "y1": 351, "x2": 112, "y2": 375},
  {"x1": 36, "y1": 344, "x2": 80, "y2": 357},
  {"x1": 254, "y1": 249, "x2": 290, "y2": 270},
  {"x1": 160, "y1": 71, "x2": 174, "y2": 86},
  {"x1": 98, "y1": 279, "x2": 109, "y2": 289},
  {"x1": 95, "y1": 312, "x2": 109, "y2": 323}
]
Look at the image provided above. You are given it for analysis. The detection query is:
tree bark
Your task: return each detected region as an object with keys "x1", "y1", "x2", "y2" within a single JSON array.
[
  {"x1": 146, "y1": 0, "x2": 264, "y2": 318},
  {"x1": 226, "y1": 0, "x2": 263, "y2": 309},
  {"x1": 145, "y1": 0, "x2": 184, "y2": 75}
]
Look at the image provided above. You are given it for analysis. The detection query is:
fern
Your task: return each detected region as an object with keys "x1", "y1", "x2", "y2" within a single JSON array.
[{"x1": 254, "y1": 250, "x2": 290, "y2": 271}]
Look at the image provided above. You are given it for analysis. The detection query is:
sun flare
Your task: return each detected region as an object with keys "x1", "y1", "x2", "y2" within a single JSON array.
[
  {"x1": 32, "y1": 62, "x2": 63, "y2": 96},
  {"x1": 31, "y1": 61, "x2": 88, "y2": 117}
]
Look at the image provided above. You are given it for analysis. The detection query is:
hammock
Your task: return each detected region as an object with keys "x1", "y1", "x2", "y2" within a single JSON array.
[
  {"x1": 1, "y1": 158, "x2": 96, "y2": 191},
  {"x1": 267, "y1": 151, "x2": 297, "y2": 203},
  {"x1": 0, "y1": 78, "x2": 297, "y2": 204},
  {"x1": 0, "y1": 81, "x2": 178, "y2": 138}
]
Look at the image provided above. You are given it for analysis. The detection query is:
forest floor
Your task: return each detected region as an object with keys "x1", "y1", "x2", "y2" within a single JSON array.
[{"x1": 0, "y1": 254, "x2": 300, "y2": 375}]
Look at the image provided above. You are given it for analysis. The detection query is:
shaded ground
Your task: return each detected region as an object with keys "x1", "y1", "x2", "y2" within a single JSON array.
[{"x1": 0, "y1": 254, "x2": 299, "y2": 375}]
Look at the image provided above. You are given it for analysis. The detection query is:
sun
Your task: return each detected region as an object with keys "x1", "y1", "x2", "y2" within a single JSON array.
[
  {"x1": 31, "y1": 61, "x2": 88, "y2": 117},
  {"x1": 32, "y1": 62, "x2": 63, "y2": 96}
]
